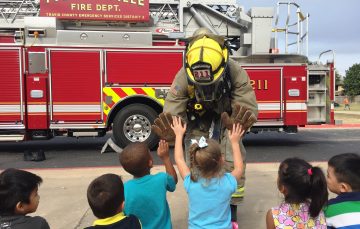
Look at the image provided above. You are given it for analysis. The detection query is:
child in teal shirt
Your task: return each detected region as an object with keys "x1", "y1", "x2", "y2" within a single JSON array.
[{"x1": 119, "y1": 141, "x2": 178, "y2": 229}]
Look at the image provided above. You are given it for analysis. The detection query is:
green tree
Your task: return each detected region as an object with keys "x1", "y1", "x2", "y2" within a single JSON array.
[
  {"x1": 343, "y1": 63, "x2": 360, "y2": 96},
  {"x1": 335, "y1": 70, "x2": 342, "y2": 85}
]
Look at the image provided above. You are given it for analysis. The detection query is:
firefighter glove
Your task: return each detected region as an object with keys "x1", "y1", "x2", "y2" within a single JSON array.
[
  {"x1": 221, "y1": 103, "x2": 257, "y2": 132},
  {"x1": 151, "y1": 112, "x2": 176, "y2": 142}
]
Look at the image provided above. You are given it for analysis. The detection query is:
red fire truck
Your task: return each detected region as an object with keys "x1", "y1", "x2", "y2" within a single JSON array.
[{"x1": 0, "y1": 0, "x2": 335, "y2": 149}]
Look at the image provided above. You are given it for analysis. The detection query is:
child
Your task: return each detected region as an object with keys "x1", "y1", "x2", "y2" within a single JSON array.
[
  {"x1": 85, "y1": 173, "x2": 141, "y2": 229},
  {"x1": 0, "y1": 168, "x2": 50, "y2": 229},
  {"x1": 171, "y1": 116, "x2": 244, "y2": 229},
  {"x1": 325, "y1": 153, "x2": 360, "y2": 228},
  {"x1": 119, "y1": 141, "x2": 178, "y2": 229},
  {"x1": 266, "y1": 158, "x2": 328, "y2": 229}
]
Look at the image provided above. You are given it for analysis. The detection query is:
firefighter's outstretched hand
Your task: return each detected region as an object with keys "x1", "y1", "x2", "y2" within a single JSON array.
[
  {"x1": 151, "y1": 112, "x2": 176, "y2": 142},
  {"x1": 221, "y1": 103, "x2": 257, "y2": 132}
]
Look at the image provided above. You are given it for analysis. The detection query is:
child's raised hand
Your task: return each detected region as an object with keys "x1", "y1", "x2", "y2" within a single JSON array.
[
  {"x1": 171, "y1": 116, "x2": 186, "y2": 137},
  {"x1": 157, "y1": 139, "x2": 169, "y2": 159},
  {"x1": 228, "y1": 123, "x2": 245, "y2": 143}
]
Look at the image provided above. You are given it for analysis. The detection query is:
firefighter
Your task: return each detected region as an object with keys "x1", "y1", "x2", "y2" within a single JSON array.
[{"x1": 152, "y1": 28, "x2": 258, "y2": 223}]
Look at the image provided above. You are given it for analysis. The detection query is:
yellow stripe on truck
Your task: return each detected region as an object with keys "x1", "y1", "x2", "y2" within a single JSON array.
[
  {"x1": 122, "y1": 88, "x2": 137, "y2": 96},
  {"x1": 103, "y1": 102, "x2": 109, "y2": 116},
  {"x1": 142, "y1": 87, "x2": 165, "y2": 106},
  {"x1": 103, "y1": 87, "x2": 121, "y2": 104}
]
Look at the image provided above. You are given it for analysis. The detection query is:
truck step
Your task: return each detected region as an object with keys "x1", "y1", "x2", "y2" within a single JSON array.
[
  {"x1": 0, "y1": 134, "x2": 24, "y2": 141},
  {"x1": 71, "y1": 132, "x2": 100, "y2": 137}
]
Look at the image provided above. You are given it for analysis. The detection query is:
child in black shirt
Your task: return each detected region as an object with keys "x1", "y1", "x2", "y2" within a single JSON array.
[{"x1": 0, "y1": 168, "x2": 50, "y2": 229}]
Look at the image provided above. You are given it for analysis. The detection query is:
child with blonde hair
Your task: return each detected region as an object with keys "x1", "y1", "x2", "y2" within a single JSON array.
[{"x1": 171, "y1": 116, "x2": 244, "y2": 229}]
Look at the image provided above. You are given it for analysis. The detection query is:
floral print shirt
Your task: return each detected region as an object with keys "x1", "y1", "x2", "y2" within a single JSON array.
[{"x1": 271, "y1": 202, "x2": 326, "y2": 229}]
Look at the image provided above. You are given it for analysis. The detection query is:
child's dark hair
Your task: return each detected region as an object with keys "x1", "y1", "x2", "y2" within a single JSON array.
[
  {"x1": 0, "y1": 168, "x2": 42, "y2": 216},
  {"x1": 278, "y1": 158, "x2": 328, "y2": 218},
  {"x1": 119, "y1": 142, "x2": 151, "y2": 177},
  {"x1": 189, "y1": 138, "x2": 223, "y2": 181},
  {"x1": 87, "y1": 173, "x2": 124, "y2": 219},
  {"x1": 328, "y1": 153, "x2": 360, "y2": 191}
]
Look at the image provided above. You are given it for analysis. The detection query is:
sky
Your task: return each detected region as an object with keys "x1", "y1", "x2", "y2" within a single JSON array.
[{"x1": 239, "y1": 0, "x2": 360, "y2": 76}]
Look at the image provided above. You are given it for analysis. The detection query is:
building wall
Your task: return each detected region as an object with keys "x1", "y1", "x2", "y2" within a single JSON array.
[{"x1": 335, "y1": 95, "x2": 360, "y2": 104}]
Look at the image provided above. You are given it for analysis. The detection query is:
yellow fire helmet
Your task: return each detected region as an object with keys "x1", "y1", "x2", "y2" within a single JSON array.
[{"x1": 185, "y1": 35, "x2": 229, "y2": 86}]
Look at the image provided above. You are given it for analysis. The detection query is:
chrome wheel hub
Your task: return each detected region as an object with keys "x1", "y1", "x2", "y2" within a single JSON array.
[{"x1": 123, "y1": 114, "x2": 151, "y2": 142}]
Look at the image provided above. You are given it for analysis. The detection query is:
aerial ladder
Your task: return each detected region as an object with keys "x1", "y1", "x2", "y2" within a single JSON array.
[{"x1": 1, "y1": 0, "x2": 312, "y2": 58}]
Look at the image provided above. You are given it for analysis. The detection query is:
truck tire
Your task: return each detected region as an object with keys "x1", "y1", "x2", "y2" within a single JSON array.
[{"x1": 112, "y1": 104, "x2": 159, "y2": 149}]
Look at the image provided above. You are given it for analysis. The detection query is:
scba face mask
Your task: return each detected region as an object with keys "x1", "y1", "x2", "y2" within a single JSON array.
[{"x1": 194, "y1": 77, "x2": 227, "y2": 102}]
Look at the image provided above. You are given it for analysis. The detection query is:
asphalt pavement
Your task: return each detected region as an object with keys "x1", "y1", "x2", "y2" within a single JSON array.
[
  {"x1": 1, "y1": 112, "x2": 359, "y2": 229},
  {"x1": 2, "y1": 129, "x2": 360, "y2": 169},
  {"x1": 28, "y1": 163, "x2": 292, "y2": 229}
]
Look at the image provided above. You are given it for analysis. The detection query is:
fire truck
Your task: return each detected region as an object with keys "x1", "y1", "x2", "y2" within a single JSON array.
[{"x1": 0, "y1": 0, "x2": 335, "y2": 149}]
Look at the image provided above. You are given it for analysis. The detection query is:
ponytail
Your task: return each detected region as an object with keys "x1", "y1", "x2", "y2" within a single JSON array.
[
  {"x1": 309, "y1": 166, "x2": 328, "y2": 218},
  {"x1": 189, "y1": 143, "x2": 200, "y2": 182},
  {"x1": 279, "y1": 158, "x2": 328, "y2": 218}
]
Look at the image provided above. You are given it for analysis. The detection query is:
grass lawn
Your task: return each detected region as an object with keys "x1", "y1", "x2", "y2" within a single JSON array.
[
  {"x1": 334, "y1": 103, "x2": 360, "y2": 124},
  {"x1": 335, "y1": 114, "x2": 360, "y2": 124}
]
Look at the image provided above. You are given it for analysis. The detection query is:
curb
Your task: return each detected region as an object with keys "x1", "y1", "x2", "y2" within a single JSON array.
[{"x1": 301, "y1": 124, "x2": 360, "y2": 129}]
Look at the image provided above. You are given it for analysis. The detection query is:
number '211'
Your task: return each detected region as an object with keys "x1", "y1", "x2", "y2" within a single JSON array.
[{"x1": 250, "y1": 79, "x2": 268, "y2": 90}]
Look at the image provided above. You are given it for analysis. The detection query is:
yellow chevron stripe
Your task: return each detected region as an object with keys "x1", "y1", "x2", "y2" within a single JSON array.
[
  {"x1": 103, "y1": 102, "x2": 109, "y2": 116},
  {"x1": 122, "y1": 87, "x2": 137, "y2": 96},
  {"x1": 103, "y1": 87, "x2": 121, "y2": 104},
  {"x1": 142, "y1": 87, "x2": 165, "y2": 106}
]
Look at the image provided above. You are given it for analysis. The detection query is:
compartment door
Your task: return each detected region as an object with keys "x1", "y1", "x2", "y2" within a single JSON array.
[
  {"x1": 245, "y1": 68, "x2": 283, "y2": 120},
  {"x1": 105, "y1": 50, "x2": 183, "y2": 84},
  {"x1": 49, "y1": 50, "x2": 102, "y2": 123},
  {"x1": 0, "y1": 48, "x2": 24, "y2": 128}
]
